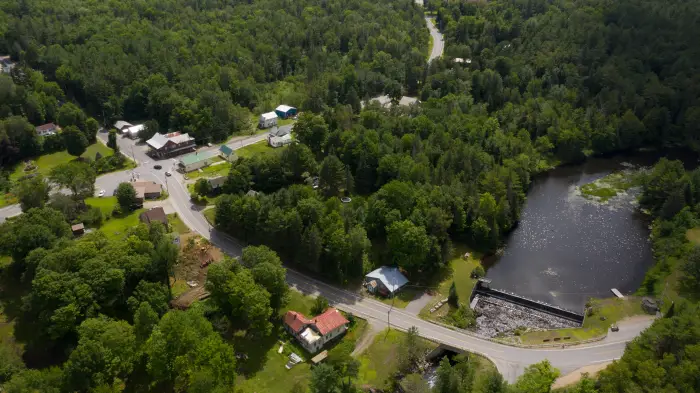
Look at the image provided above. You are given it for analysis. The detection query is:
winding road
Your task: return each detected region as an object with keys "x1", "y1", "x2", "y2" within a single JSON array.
[{"x1": 0, "y1": 24, "x2": 651, "y2": 383}]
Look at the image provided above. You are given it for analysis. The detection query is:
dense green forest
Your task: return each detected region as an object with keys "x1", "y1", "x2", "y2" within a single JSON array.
[
  {"x1": 2, "y1": 0, "x2": 700, "y2": 390},
  {"x1": 0, "y1": 0, "x2": 428, "y2": 143}
]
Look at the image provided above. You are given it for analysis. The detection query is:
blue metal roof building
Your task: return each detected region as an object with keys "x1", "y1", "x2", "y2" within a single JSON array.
[
  {"x1": 365, "y1": 266, "x2": 409, "y2": 297},
  {"x1": 275, "y1": 104, "x2": 297, "y2": 119}
]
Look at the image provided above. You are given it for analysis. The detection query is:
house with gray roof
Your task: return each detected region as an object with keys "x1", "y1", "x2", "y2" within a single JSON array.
[
  {"x1": 146, "y1": 132, "x2": 196, "y2": 158},
  {"x1": 364, "y1": 266, "x2": 409, "y2": 297}
]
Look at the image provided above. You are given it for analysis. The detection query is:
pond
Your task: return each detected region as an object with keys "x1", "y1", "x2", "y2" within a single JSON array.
[{"x1": 484, "y1": 150, "x2": 696, "y2": 311}]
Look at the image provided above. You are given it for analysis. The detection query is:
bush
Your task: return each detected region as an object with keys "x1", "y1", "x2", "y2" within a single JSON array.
[
  {"x1": 311, "y1": 296, "x2": 329, "y2": 315},
  {"x1": 81, "y1": 206, "x2": 103, "y2": 227},
  {"x1": 471, "y1": 265, "x2": 486, "y2": 279},
  {"x1": 449, "y1": 304, "x2": 476, "y2": 329}
]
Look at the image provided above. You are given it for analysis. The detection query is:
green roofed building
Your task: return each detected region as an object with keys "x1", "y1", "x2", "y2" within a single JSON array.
[
  {"x1": 178, "y1": 150, "x2": 219, "y2": 172},
  {"x1": 219, "y1": 145, "x2": 237, "y2": 162}
]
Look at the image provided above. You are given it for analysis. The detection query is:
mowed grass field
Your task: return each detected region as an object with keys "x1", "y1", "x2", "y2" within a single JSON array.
[{"x1": 10, "y1": 143, "x2": 113, "y2": 182}]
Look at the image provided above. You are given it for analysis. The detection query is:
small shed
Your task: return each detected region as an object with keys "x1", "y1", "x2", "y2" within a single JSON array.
[
  {"x1": 71, "y1": 223, "x2": 85, "y2": 236},
  {"x1": 125, "y1": 124, "x2": 145, "y2": 139},
  {"x1": 259, "y1": 112, "x2": 278, "y2": 129},
  {"x1": 275, "y1": 105, "x2": 297, "y2": 119}
]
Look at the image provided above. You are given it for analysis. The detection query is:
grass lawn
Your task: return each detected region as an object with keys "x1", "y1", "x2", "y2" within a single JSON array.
[
  {"x1": 170, "y1": 279, "x2": 189, "y2": 298},
  {"x1": 203, "y1": 209, "x2": 216, "y2": 225},
  {"x1": 187, "y1": 162, "x2": 232, "y2": 179},
  {"x1": 187, "y1": 184, "x2": 222, "y2": 207},
  {"x1": 516, "y1": 297, "x2": 646, "y2": 345},
  {"x1": 420, "y1": 247, "x2": 483, "y2": 318},
  {"x1": 278, "y1": 118, "x2": 296, "y2": 127},
  {"x1": 0, "y1": 192, "x2": 18, "y2": 208},
  {"x1": 98, "y1": 208, "x2": 145, "y2": 240},
  {"x1": 168, "y1": 213, "x2": 190, "y2": 235},
  {"x1": 370, "y1": 287, "x2": 421, "y2": 309},
  {"x1": 85, "y1": 196, "x2": 118, "y2": 217},
  {"x1": 237, "y1": 140, "x2": 287, "y2": 159},
  {"x1": 686, "y1": 227, "x2": 700, "y2": 245},
  {"x1": 357, "y1": 328, "x2": 438, "y2": 389},
  {"x1": 10, "y1": 143, "x2": 115, "y2": 182}
]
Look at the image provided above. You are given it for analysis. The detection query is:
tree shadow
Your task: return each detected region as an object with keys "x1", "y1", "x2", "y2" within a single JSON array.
[{"x1": 230, "y1": 325, "x2": 282, "y2": 377}]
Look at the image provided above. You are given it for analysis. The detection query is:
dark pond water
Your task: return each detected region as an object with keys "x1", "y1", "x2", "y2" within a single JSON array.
[{"x1": 484, "y1": 150, "x2": 697, "y2": 311}]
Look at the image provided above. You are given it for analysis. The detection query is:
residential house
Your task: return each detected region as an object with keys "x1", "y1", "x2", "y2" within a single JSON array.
[
  {"x1": 283, "y1": 308, "x2": 349, "y2": 353},
  {"x1": 178, "y1": 150, "x2": 218, "y2": 172},
  {"x1": 146, "y1": 132, "x2": 196, "y2": 158},
  {"x1": 0, "y1": 56, "x2": 15, "y2": 74},
  {"x1": 268, "y1": 126, "x2": 292, "y2": 148},
  {"x1": 71, "y1": 223, "x2": 85, "y2": 236},
  {"x1": 114, "y1": 121, "x2": 133, "y2": 132},
  {"x1": 364, "y1": 266, "x2": 409, "y2": 297},
  {"x1": 132, "y1": 181, "x2": 162, "y2": 204},
  {"x1": 275, "y1": 105, "x2": 297, "y2": 119},
  {"x1": 124, "y1": 124, "x2": 145, "y2": 139},
  {"x1": 208, "y1": 176, "x2": 227, "y2": 190},
  {"x1": 219, "y1": 145, "x2": 237, "y2": 162},
  {"x1": 36, "y1": 123, "x2": 60, "y2": 137},
  {"x1": 259, "y1": 112, "x2": 278, "y2": 128},
  {"x1": 139, "y1": 207, "x2": 168, "y2": 226}
]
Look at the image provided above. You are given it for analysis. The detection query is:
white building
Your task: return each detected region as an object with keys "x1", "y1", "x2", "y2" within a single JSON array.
[
  {"x1": 178, "y1": 150, "x2": 219, "y2": 172},
  {"x1": 268, "y1": 126, "x2": 292, "y2": 148},
  {"x1": 125, "y1": 124, "x2": 145, "y2": 139},
  {"x1": 283, "y1": 308, "x2": 349, "y2": 353},
  {"x1": 35, "y1": 123, "x2": 60, "y2": 137},
  {"x1": 113, "y1": 121, "x2": 133, "y2": 132},
  {"x1": 258, "y1": 112, "x2": 278, "y2": 129}
]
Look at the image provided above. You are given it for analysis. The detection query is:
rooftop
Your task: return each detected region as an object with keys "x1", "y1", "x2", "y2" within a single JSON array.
[
  {"x1": 71, "y1": 223, "x2": 84, "y2": 231},
  {"x1": 261, "y1": 111, "x2": 278, "y2": 120},
  {"x1": 139, "y1": 207, "x2": 167, "y2": 225},
  {"x1": 366, "y1": 266, "x2": 409, "y2": 293},
  {"x1": 125, "y1": 124, "x2": 145, "y2": 136},
  {"x1": 276, "y1": 104, "x2": 295, "y2": 112},
  {"x1": 270, "y1": 127, "x2": 291, "y2": 137},
  {"x1": 114, "y1": 120, "x2": 133, "y2": 130},
  {"x1": 208, "y1": 176, "x2": 227, "y2": 188},
  {"x1": 283, "y1": 307, "x2": 349, "y2": 336},
  {"x1": 36, "y1": 123, "x2": 57, "y2": 131},
  {"x1": 219, "y1": 145, "x2": 234, "y2": 156},
  {"x1": 312, "y1": 308, "x2": 349, "y2": 335},
  {"x1": 133, "y1": 181, "x2": 162, "y2": 198},
  {"x1": 147, "y1": 132, "x2": 195, "y2": 150},
  {"x1": 179, "y1": 150, "x2": 218, "y2": 166}
]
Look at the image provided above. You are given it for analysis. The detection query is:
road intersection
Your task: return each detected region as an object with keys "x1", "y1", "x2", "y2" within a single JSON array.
[{"x1": 0, "y1": 128, "x2": 651, "y2": 384}]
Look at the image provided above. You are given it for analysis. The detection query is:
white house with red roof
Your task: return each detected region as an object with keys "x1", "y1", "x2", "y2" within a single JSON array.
[{"x1": 283, "y1": 308, "x2": 349, "y2": 353}]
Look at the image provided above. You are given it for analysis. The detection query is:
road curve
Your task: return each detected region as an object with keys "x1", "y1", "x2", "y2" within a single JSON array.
[
  {"x1": 426, "y1": 17, "x2": 444, "y2": 62},
  {"x1": 0, "y1": 126, "x2": 653, "y2": 383}
]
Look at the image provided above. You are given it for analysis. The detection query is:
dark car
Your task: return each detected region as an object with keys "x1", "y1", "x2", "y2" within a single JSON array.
[
  {"x1": 611, "y1": 324, "x2": 619, "y2": 332},
  {"x1": 154, "y1": 165, "x2": 162, "y2": 170}
]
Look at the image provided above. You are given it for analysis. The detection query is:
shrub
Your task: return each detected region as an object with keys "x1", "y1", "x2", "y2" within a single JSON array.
[
  {"x1": 471, "y1": 265, "x2": 486, "y2": 279},
  {"x1": 81, "y1": 206, "x2": 103, "y2": 227}
]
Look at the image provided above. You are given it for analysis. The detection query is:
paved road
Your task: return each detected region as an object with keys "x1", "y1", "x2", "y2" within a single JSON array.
[
  {"x1": 426, "y1": 17, "x2": 444, "y2": 62},
  {"x1": 1, "y1": 125, "x2": 654, "y2": 383}
]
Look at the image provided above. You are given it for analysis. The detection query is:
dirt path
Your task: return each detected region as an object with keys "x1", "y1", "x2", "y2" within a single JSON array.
[
  {"x1": 352, "y1": 320, "x2": 384, "y2": 356},
  {"x1": 553, "y1": 361, "x2": 613, "y2": 388}
]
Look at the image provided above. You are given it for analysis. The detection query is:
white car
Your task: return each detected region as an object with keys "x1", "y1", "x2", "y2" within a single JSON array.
[{"x1": 98, "y1": 190, "x2": 105, "y2": 197}]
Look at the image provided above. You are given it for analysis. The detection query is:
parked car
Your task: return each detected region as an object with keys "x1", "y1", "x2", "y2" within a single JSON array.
[
  {"x1": 165, "y1": 171, "x2": 172, "y2": 177},
  {"x1": 98, "y1": 190, "x2": 105, "y2": 197},
  {"x1": 611, "y1": 324, "x2": 619, "y2": 332},
  {"x1": 154, "y1": 165, "x2": 162, "y2": 170}
]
